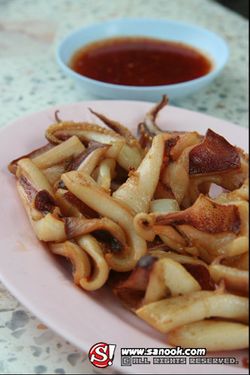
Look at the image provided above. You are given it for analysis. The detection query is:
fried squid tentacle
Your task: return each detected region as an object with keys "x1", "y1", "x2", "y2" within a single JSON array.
[
  {"x1": 149, "y1": 198, "x2": 186, "y2": 252},
  {"x1": 144, "y1": 95, "x2": 168, "y2": 135},
  {"x1": 61, "y1": 171, "x2": 147, "y2": 271},
  {"x1": 45, "y1": 121, "x2": 142, "y2": 171},
  {"x1": 89, "y1": 107, "x2": 138, "y2": 145},
  {"x1": 46, "y1": 121, "x2": 120, "y2": 144},
  {"x1": 133, "y1": 213, "x2": 156, "y2": 241},
  {"x1": 137, "y1": 95, "x2": 168, "y2": 149}
]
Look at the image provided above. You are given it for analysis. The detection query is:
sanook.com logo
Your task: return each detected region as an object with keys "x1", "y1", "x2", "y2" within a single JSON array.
[{"x1": 88, "y1": 342, "x2": 116, "y2": 368}]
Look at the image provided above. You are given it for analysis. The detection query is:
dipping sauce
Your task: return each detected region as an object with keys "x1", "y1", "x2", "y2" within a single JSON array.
[{"x1": 70, "y1": 37, "x2": 212, "y2": 86}]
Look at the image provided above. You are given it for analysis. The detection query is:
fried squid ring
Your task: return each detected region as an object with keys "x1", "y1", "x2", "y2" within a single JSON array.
[
  {"x1": 43, "y1": 141, "x2": 108, "y2": 185},
  {"x1": 136, "y1": 291, "x2": 249, "y2": 333},
  {"x1": 49, "y1": 240, "x2": 91, "y2": 285},
  {"x1": 168, "y1": 320, "x2": 249, "y2": 351},
  {"x1": 96, "y1": 158, "x2": 116, "y2": 192},
  {"x1": 16, "y1": 158, "x2": 54, "y2": 196},
  {"x1": 215, "y1": 178, "x2": 249, "y2": 204},
  {"x1": 55, "y1": 189, "x2": 97, "y2": 219},
  {"x1": 134, "y1": 213, "x2": 188, "y2": 253},
  {"x1": 143, "y1": 258, "x2": 201, "y2": 305},
  {"x1": 150, "y1": 199, "x2": 186, "y2": 252},
  {"x1": 77, "y1": 235, "x2": 110, "y2": 290},
  {"x1": 110, "y1": 254, "x2": 157, "y2": 310},
  {"x1": 222, "y1": 252, "x2": 249, "y2": 271},
  {"x1": 12, "y1": 137, "x2": 86, "y2": 186},
  {"x1": 148, "y1": 249, "x2": 215, "y2": 289},
  {"x1": 64, "y1": 216, "x2": 127, "y2": 247},
  {"x1": 133, "y1": 213, "x2": 155, "y2": 241},
  {"x1": 113, "y1": 134, "x2": 165, "y2": 214},
  {"x1": 149, "y1": 249, "x2": 207, "y2": 267},
  {"x1": 73, "y1": 142, "x2": 109, "y2": 175},
  {"x1": 209, "y1": 264, "x2": 249, "y2": 295},
  {"x1": 32, "y1": 135, "x2": 85, "y2": 169},
  {"x1": 169, "y1": 131, "x2": 202, "y2": 161},
  {"x1": 161, "y1": 145, "x2": 191, "y2": 206},
  {"x1": 16, "y1": 158, "x2": 66, "y2": 242},
  {"x1": 27, "y1": 211, "x2": 66, "y2": 242},
  {"x1": 111, "y1": 254, "x2": 208, "y2": 309},
  {"x1": 61, "y1": 171, "x2": 147, "y2": 271},
  {"x1": 8, "y1": 143, "x2": 54, "y2": 175},
  {"x1": 50, "y1": 237, "x2": 109, "y2": 291},
  {"x1": 42, "y1": 165, "x2": 68, "y2": 186},
  {"x1": 37, "y1": 192, "x2": 127, "y2": 248}
]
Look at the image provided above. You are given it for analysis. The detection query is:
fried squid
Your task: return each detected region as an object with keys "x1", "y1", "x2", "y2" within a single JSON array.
[{"x1": 8, "y1": 96, "x2": 249, "y2": 353}]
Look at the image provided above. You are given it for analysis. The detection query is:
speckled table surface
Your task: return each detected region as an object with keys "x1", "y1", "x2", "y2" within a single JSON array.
[{"x1": 0, "y1": 0, "x2": 248, "y2": 374}]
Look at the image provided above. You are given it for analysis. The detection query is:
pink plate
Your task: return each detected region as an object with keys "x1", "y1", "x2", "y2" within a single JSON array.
[{"x1": 0, "y1": 101, "x2": 248, "y2": 374}]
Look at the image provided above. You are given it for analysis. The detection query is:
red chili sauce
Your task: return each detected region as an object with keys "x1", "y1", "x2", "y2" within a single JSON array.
[{"x1": 70, "y1": 37, "x2": 212, "y2": 86}]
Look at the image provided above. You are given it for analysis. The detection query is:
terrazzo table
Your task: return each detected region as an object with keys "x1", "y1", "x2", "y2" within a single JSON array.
[{"x1": 0, "y1": 0, "x2": 248, "y2": 374}]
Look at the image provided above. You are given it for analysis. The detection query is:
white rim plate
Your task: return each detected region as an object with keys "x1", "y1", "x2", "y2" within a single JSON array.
[{"x1": 0, "y1": 100, "x2": 248, "y2": 374}]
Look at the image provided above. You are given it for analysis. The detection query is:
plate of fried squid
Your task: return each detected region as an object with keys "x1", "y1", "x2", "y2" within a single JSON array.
[{"x1": 0, "y1": 97, "x2": 248, "y2": 373}]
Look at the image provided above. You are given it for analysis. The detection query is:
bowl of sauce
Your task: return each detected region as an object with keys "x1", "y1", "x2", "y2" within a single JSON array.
[{"x1": 56, "y1": 18, "x2": 229, "y2": 101}]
